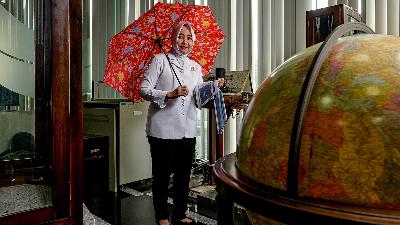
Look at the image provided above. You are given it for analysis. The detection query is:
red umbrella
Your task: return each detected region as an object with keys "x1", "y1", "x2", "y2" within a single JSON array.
[{"x1": 103, "y1": 2, "x2": 224, "y2": 103}]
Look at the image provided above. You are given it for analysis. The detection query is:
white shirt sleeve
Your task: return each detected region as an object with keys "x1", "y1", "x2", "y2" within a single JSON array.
[{"x1": 139, "y1": 56, "x2": 168, "y2": 108}]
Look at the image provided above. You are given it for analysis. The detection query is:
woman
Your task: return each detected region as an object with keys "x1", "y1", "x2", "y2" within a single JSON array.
[{"x1": 140, "y1": 21, "x2": 224, "y2": 225}]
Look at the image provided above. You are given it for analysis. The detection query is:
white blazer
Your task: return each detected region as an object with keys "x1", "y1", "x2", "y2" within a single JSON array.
[{"x1": 139, "y1": 53, "x2": 203, "y2": 139}]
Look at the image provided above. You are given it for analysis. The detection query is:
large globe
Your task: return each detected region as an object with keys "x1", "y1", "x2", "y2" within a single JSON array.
[{"x1": 236, "y1": 34, "x2": 400, "y2": 224}]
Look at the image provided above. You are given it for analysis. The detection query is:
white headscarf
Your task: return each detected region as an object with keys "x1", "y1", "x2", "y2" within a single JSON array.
[{"x1": 171, "y1": 21, "x2": 196, "y2": 57}]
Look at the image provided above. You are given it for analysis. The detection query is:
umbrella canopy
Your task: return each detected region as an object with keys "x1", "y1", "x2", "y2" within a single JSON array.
[{"x1": 103, "y1": 2, "x2": 224, "y2": 103}]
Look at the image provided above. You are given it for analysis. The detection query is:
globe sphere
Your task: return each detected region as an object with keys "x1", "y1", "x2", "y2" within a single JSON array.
[{"x1": 236, "y1": 34, "x2": 400, "y2": 224}]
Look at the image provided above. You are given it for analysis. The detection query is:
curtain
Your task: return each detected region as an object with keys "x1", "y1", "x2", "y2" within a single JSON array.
[
  {"x1": 87, "y1": 0, "x2": 400, "y2": 157},
  {"x1": 212, "y1": 0, "x2": 400, "y2": 155},
  {"x1": 208, "y1": 0, "x2": 298, "y2": 154}
]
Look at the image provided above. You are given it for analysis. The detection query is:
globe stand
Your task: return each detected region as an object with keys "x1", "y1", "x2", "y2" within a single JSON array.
[
  {"x1": 287, "y1": 22, "x2": 374, "y2": 195},
  {"x1": 214, "y1": 154, "x2": 400, "y2": 225}
]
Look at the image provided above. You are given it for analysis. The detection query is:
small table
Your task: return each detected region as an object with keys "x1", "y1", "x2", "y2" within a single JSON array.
[{"x1": 203, "y1": 95, "x2": 249, "y2": 185}]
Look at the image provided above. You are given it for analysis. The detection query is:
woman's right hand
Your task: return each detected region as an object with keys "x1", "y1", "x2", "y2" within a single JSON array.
[{"x1": 166, "y1": 85, "x2": 189, "y2": 99}]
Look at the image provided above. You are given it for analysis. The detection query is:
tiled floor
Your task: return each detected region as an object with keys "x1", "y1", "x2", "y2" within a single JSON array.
[
  {"x1": 0, "y1": 175, "x2": 252, "y2": 224},
  {"x1": 84, "y1": 178, "x2": 252, "y2": 225},
  {"x1": 83, "y1": 203, "x2": 110, "y2": 225},
  {"x1": 0, "y1": 184, "x2": 52, "y2": 217},
  {"x1": 84, "y1": 188, "x2": 215, "y2": 225},
  {"x1": 0, "y1": 183, "x2": 108, "y2": 224}
]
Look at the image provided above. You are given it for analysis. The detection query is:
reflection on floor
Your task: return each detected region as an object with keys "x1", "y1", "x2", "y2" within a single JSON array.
[{"x1": 84, "y1": 175, "x2": 252, "y2": 225}]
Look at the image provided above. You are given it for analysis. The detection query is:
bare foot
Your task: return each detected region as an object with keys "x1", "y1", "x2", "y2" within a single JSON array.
[
  {"x1": 180, "y1": 218, "x2": 192, "y2": 223},
  {"x1": 159, "y1": 219, "x2": 170, "y2": 225}
]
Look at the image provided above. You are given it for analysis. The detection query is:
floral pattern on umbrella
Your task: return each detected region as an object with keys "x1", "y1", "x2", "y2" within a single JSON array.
[{"x1": 103, "y1": 2, "x2": 224, "y2": 103}]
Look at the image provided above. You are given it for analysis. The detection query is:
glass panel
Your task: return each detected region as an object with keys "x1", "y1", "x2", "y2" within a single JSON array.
[{"x1": 0, "y1": 0, "x2": 52, "y2": 217}]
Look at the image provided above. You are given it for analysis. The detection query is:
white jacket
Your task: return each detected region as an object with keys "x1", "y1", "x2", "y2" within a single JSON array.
[{"x1": 139, "y1": 53, "x2": 203, "y2": 139}]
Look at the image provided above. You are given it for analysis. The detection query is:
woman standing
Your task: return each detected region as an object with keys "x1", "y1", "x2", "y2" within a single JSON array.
[{"x1": 140, "y1": 21, "x2": 224, "y2": 225}]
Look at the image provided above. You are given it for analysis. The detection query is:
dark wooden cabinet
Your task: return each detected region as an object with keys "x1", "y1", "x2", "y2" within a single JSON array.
[
  {"x1": 83, "y1": 135, "x2": 109, "y2": 197},
  {"x1": 306, "y1": 4, "x2": 362, "y2": 47}
]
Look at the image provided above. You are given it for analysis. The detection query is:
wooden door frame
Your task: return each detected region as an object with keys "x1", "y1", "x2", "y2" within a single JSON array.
[
  {"x1": 51, "y1": 0, "x2": 83, "y2": 222},
  {"x1": 69, "y1": 0, "x2": 84, "y2": 223},
  {"x1": 0, "y1": 0, "x2": 83, "y2": 224}
]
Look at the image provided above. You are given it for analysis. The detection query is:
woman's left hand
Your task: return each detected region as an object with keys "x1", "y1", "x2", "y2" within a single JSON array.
[{"x1": 217, "y1": 78, "x2": 225, "y2": 87}]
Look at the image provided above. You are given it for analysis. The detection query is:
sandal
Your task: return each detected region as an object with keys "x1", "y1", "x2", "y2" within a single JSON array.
[{"x1": 172, "y1": 217, "x2": 199, "y2": 225}]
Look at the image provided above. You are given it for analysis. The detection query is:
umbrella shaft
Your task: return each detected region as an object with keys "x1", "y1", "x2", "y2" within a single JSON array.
[{"x1": 163, "y1": 52, "x2": 182, "y2": 86}]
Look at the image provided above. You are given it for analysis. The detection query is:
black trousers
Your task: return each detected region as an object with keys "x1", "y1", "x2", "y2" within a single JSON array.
[{"x1": 147, "y1": 136, "x2": 196, "y2": 221}]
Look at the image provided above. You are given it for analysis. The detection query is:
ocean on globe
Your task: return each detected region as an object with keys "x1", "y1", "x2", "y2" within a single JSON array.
[{"x1": 236, "y1": 34, "x2": 400, "y2": 224}]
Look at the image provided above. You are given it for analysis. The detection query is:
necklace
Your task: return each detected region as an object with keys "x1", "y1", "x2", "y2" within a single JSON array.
[{"x1": 173, "y1": 56, "x2": 185, "y2": 74}]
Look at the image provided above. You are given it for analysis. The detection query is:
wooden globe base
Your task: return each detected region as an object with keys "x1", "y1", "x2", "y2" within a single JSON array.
[{"x1": 214, "y1": 154, "x2": 400, "y2": 225}]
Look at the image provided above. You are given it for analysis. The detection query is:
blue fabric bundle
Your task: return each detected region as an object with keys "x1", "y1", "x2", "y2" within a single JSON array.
[
  {"x1": 194, "y1": 81, "x2": 227, "y2": 134},
  {"x1": 194, "y1": 81, "x2": 215, "y2": 108}
]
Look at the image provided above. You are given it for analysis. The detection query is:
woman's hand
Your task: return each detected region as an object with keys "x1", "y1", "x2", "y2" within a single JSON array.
[
  {"x1": 166, "y1": 85, "x2": 189, "y2": 99},
  {"x1": 217, "y1": 78, "x2": 225, "y2": 87}
]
